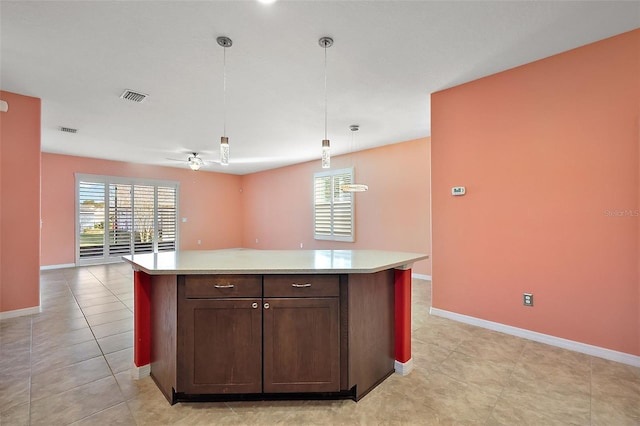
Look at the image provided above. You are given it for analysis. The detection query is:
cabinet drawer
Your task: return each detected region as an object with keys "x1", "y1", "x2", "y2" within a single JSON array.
[
  {"x1": 264, "y1": 275, "x2": 339, "y2": 298},
  {"x1": 184, "y1": 275, "x2": 262, "y2": 298}
]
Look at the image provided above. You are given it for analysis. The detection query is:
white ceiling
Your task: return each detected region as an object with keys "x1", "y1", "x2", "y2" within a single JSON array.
[{"x1": 1, "y1": 1, "x2": 638, "y2": 175}]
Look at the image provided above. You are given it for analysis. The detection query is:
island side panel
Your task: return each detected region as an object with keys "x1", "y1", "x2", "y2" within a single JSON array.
[
  {"x1": 394, "y1": 268, "x2": 412, "y2": 368},
  {"x1": 150, "y1": 274, "x2": 178, "y2": 403},
  {"x1": 133, "y1": 270, "x2": 151, "y2": 369},
  {"x1": 347, "y1": 269, "x2": 395, "y2": 400}
]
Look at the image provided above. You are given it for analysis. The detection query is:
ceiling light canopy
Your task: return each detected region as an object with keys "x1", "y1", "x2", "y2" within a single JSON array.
[{"x1": 217, "y1": 36, "x2": 232, "y2": 166}]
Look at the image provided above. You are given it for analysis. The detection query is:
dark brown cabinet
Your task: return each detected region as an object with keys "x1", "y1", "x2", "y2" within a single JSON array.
[
  {"x1": 177, "y1": 275, "x2": 263, "y2": 394},
  {"x1": 178, "y1": 298, "x2": 262, "y2": 394},
  {"x1": 151, "y1": 270, "x2": 396, "y2": 404},
  {"x1": 262, "y1": 274, "x2": 341, "y2": 393}
]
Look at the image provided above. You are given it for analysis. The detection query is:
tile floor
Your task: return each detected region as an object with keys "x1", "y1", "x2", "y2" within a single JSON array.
[{"x1": 1, "y1": 263, "x2": 639, "y2": 425}]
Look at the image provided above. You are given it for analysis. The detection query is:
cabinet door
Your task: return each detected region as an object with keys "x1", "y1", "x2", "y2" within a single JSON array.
[
  {"x1": 263, "y1": 297, "x2": 340, "y2": 393},
  {"x1": 178, "y1": 298, "x2": 262, "y2": 394}
]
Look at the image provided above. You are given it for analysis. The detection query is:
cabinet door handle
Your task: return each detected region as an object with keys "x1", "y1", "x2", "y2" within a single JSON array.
[
  {"x1": 292, "y1": 283, "x2": 312, "y2": 288},
  {"x1": 252, "y1": 302, "x2": 258, "y2": 309},
  {"x1": 264, "y1": 302, "x2": 270, "y2": 309},
  {"x1": 214, "y1": 284, "x2": 235, "y2": 289}
]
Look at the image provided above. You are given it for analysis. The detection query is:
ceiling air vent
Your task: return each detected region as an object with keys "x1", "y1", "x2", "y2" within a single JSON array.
[
  {"x1": 59, "y1": 126, "x2": 78, "y2": 133},
  {"x1": 120, "y1": 89, "x2": 148, "y2": 103}
]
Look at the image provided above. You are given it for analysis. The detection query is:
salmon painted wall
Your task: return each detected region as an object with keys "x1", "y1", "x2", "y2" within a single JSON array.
[
  {"x1": 1, "y1": 91, "x2": 41, "y2": 312},
  {"x1": 241, "y1": 138, "x2": 431, "y2": 276},
  {"x1": 41, "y1": 153, "x2": 243, "y2": 266},
  {"x1": 431, "y1": 30, "x2": 639, "y2": 355}
]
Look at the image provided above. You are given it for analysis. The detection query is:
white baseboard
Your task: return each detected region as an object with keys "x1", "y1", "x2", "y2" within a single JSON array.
[
  {"x1": 0, "y1": 306, "x2": 41, "y2": 320},
  {"x1": 430, "y1": 307, "x2": 640, "y2": 368},
  {"x1": 412, "y1": 273, "x2": 432, "y2": 281},
  {"x1": 131, "y1": 363, "x2": 151, "y2": 379},
  {"x1": 40, "y1": 263, "x2": 76, "y2": 271},
  {"x1": 394, "y1": 358, "x2": 414, "y2": 376}
]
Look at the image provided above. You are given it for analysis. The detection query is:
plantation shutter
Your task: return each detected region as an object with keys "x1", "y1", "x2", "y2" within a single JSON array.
[
  {"x1": 313, "y1": 168, "x2": 354, "y2": 242},
  {"x1": 133, "y1": 184, "x2": 155, "y2": 254},
  {"x1": 108, "y1": 183, "x2": 132, "y2": 256},
  {"x1": 76, "y1": 174, "x2": 179, "y2": 264},
  {"x1": 78, "y1": 181, "x2": 106, "y2": 259},
  {"x1": 157, "y1": 186, "x2": 177, "y2": 251}
]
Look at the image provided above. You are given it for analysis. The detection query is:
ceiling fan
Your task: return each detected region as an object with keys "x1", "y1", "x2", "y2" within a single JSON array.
[{"x1": 167, "y1": 152, "x2": 208, "y2": 171}]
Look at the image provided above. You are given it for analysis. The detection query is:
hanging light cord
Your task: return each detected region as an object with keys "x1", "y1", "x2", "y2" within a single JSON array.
[
  {"x1": 223, "y1": 45, "x2": 227, "y2": 138},
  {"x1": 323, "y1": 44, "x2": 328, "y2": 141}
]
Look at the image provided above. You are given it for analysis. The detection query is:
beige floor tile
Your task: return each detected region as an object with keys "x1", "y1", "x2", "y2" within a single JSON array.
[
  {"x1": 0, "y1": 401, "x2": 29, "y2": 426},
  {"x1": 0, "y1": 348, "x2": 31, "y2": 374},
  {"x1": 455, "y1": 327, "x2": 527, "y2": 362},
  {"x1": 411, "y1": 338, "x2": 453, "y2": 373},
  {"x1": 591, "y1": 357, "x2": 640, "y2": 422},
  {"x1": 413, "y1": 318, "x2": 475, "y2": 351},
  {"x1": 436, "y1": 350, "x2": 516, "y2": 396},
  {"x1": 0, "y1": 367, "x2": 31, "y2": 413},
  {"x1": 114, "y1": 371, "x2": 159, "y2": 401},
  {"x1": 86, "y1": 308, "x2": 133, "y2": 327},
  {"x1": 412, "y1": 371, "x2": 498, "y2": 424},
  {"x1": 31, "y1": 315, "x2": 89, "y2": 334},
  {"x1": 91, "y1": 317, "x2": 134, "y2": 339},
  {"x1": 69, "y1": 401, "x2": 136, "y2": 425},
  {"x1": 106, "y1": 348, "x2": 134, "y2": 373},
  {"x1": 76, "y1": 294, "x2": 120, "y2": 308},
  {"x1": 98, "y1": 330, "x2": 134, "y2": 354},
  {"x1": 31, "y1": 339, "x2": 103, "y2": 375},
  {"x1": 498, "y1": 375, "x2": 591, "y2": 425},
  {"x1": 31, "y1": 356, "x2": 112, "y2": 402},
  {"x1": 81, "y1": 301, "x2": 128, "y2": 316},
  {"x1": 30, "y1": 375, "x2": 125, "y2": 425},
  {"x1": 32, "y1": 325, "x2": 95, "y2": 350}
]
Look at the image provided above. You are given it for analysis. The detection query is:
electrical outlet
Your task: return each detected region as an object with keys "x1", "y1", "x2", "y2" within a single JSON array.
[{"x1": 523, "y1": 293, "x2": 533, "y2": 306}]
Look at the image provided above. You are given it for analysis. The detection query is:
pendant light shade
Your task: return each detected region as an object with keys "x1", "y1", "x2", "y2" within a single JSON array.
[
  {"x1": 322, "y1": 139, "x2": 330, "y2": 169},
  {"x1": 319, "y1": 36, "x2": 333, "y2": 169},
  {"x1": 341, "y1": 125, "x2": 369, "y2": 192},
  {"x1": 217, "y1": 36, "x2": 232, "y2": 166},
  {"x1": 220, "y1": 136, "x2": 229, "y2": 166}
]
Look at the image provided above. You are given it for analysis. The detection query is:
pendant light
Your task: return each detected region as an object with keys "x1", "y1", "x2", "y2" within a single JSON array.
[
  {"x1": 341, "y1": 125, "x2": 369, "y2": 192},
  {"x1": 217, "y1": 36, "x2": 232, "y2": 166},
  {"x1": 319, "y1": 36, "x2": 333, "y2": 169}
]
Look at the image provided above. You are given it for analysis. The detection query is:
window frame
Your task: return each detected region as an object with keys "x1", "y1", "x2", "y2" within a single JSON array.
[
  {"x1": 75, "y1": 173, "x2": 179, "y2": 265},
  {"x1": 313, "y1": 167, "x2": 355, "y2": 242}
]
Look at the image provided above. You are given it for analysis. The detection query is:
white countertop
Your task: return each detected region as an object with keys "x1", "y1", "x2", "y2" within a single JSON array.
[{"x1": 122, "y1": 249, "x2": 428, "y2": 275}]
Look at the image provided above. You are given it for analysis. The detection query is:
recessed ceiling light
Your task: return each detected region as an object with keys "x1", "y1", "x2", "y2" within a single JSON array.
[{"x1": 257, "y1": 0, "x2": 277, "y2": 4}]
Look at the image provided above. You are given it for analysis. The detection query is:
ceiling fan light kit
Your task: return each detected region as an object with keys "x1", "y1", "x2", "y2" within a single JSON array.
[{"x1": 188, "y1": 153, "x2": 204, "y2": 171}]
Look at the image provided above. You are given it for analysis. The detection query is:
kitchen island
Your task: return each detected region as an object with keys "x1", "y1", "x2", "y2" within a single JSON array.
[{"x1": 123, "y1": 249, "x2": 427, "y2": 404}]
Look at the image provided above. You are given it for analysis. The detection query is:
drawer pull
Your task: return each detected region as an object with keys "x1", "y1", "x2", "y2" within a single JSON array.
[
  {"x1": 264, "y1": 302, "x2": 270, "y2": 309},
  {"x1": 292, "y1": 283, "x2": 312, "y2": 288},
  {"x1": 214, "y1": 284, "x2": 235, "y2": 289},
  {"x1": 252, "y1": 302, "x2": 258, "y2": 309}
]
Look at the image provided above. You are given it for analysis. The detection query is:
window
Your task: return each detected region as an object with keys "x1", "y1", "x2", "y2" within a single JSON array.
[
  {"x1": 314, "y1": 168, "x2": 354, "y2": 242},
  {"x1": 76, "y1": 174, "x2": 178, "y2": 264}
]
